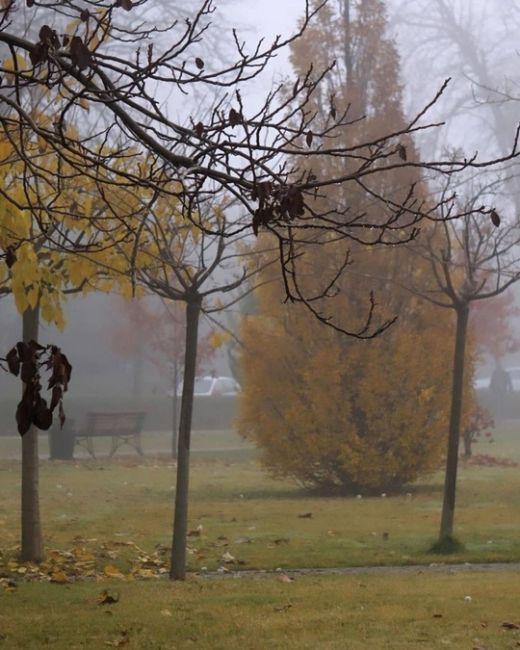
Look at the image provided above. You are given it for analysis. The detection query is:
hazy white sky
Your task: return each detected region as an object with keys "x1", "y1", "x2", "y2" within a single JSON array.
[
  {"x1": 218, "y1": 1, "x2": 306, "y2": 111},
  {"x1": 222, "y1": 1, "x2": 304, "y2": 72}
]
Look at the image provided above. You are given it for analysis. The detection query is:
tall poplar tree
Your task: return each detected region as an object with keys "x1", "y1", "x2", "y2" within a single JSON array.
[{"x1": 238, "y1": 0, "x2": 473, "y2": 494}]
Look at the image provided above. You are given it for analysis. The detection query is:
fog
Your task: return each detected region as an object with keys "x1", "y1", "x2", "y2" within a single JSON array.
[
  {"x1": 1, "y1": 3, "x2": 520, "y2": 616},
  {"x1": 1, "y1": 0, "x2": 520, "y2": 441}
]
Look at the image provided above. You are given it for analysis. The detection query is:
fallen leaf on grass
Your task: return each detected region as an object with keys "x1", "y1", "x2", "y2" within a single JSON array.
[
  {"x1": 73, "y1": 549, "x2": 96, "y2": 563},
  {"x1": 105, "y1": 550, "x2": 119, "y2": 560},
  {"x1": 133, "y1": 568, "x2": 156, "y2": 579},
  {"x1": 187, "y1": 525, "x2": 203, "y2": 538},
  {"x1": 221, "y1": 552, "x2": 235, "y2": 564},
  {"x1": 50, "y1": 570, "x2": 69, "y2": 584},
  {"x1": 103, "y1": 565, "x2": 125, "y2": 579},
  {"x1": 273, "y1": 603, "x2": 292, "y2": 613},
  {"x1": 160, "y1": 609, "x2": 173, "y2": 617},
  {"x1": 276, "y1": 574, "x2": 293, "y2": 584},
  {"x1": 298, "y1": 512, "x2": 312, "y2": 519},
  {"x1": 217, "y1": 566, "x2": 230, "y2": 574},
  {"x1": 104, "y1": 631, "x2": 129, "y2": 647},
  {"x1": 0, "y1": 579, "x2": 17, "y2": 592},
  {"x1": 273, "y1": 538, "x2": 290, "y2": 545},
  {"x1": 432, "y1": 614, "x2": 443, "y2": 619},
  {"x1": 97, "y1": 590, "x2": 119, "y2": 606}
]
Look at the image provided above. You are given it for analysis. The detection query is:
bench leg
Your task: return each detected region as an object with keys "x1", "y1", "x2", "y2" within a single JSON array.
[
  {"x1": 86, "y1": 436, "x2": 96, "y2": 460},
  {"x1": 109, "y1": 436, "x2": 119, "y2": 457},
  {"x1": 134, "y1": 433, "x2": 144, "y2": 457}
]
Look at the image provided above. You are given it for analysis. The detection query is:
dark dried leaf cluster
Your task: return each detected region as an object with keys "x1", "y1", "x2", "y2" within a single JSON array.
[
  {"x1": 30, "y1": 24, "x2": 92, "y2": 69},
  {"x1": 4, "y1": 245, "x2": 16, "y2": 268},
  {"x1": 2, "y1": 342, "x2": 72, "y2": 436},
  {"x1": 251, "y1": 183, "x2": 305, "y2": 236}
]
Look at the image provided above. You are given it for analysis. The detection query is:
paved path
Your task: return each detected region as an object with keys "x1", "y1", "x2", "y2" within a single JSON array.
[{"x1": 200, "y1": 561, "x2": 520, "y2": 579}]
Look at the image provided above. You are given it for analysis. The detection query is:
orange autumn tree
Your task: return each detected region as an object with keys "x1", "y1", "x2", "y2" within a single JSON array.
[
  {"x1": 471, "y1": 291, "x2": 520, "y2": 362},
  {"x1": 238, "y1": 0, "x2": 472, "y2": 494}
]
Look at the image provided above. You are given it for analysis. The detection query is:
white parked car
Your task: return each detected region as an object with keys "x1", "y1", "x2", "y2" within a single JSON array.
[
  {"x1": 191, "y1": 375, "x2": 240, "y2": 397},
  {"x1": 169, "y1": 376, "x2": 241, "y2": 397}
]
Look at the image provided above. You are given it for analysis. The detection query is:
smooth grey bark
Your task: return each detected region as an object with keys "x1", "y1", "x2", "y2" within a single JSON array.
[
  {"x1": 21, "y1": 304, "x2": 43, "y2": 563},
  {"x1": 171, "y1": 358, "x2": 179, "y2": 460},
  {"x1": 439, "y1": 303, "x2": 469, "y2": 542},
  {"x1": 170, "y1": 297, "x2": 201, "y2": 579}
]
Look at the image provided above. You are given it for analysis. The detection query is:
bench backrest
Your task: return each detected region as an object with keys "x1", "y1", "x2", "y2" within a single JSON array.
[{"x1": 83, "y1": 412, "x2": 146, "y2": 437}]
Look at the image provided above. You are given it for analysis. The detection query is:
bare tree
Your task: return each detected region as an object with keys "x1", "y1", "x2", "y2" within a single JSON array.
[
  {"x1": 392, "y1": 0, "x2": 520, "y2": 202},
  {"x1": 407, "y1": 172, "x2": 520, "y2": 548},
  {"x1": 0, "y1": 0, "x2": 518, "y2": 338},
  {"x1": 104, "y1": 189, "x2": 272, "y2": 580}
]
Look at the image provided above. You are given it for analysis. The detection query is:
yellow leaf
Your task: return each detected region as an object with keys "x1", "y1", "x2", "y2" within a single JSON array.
[
  {"x1": 208, "y1": 331, "x2": 229, "y2": 349},
  {"x1": 50, "y1": 570, "x2": 69, "y2": 584},
  {"x1": 133, "y1": 568, "x2": 155, "y2": 579},
  {"x1": 103, "y1": 564, "x2": 125, "y2": 579}
]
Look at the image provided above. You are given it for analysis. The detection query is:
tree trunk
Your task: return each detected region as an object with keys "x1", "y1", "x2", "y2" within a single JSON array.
[
  {"x1": 170, "y1": 297, "x2": 201, "y2": 579},
  {"x1": 438, "y1": 303, "x2": 469, "y2": 542},
  {"x1": 342, "y1": 0, "x2": 353, "y2": 86},
  {"x1": 463, "y1": 429, "x2": 472, "y2": 459},
  {"x1": 21, "y1": 305, "x2": 43, "y2": 563},
  {"x1": 171, "y1": 358, "x2": 179, "y2": 460},
  {"x1": 132, "y1": 347, "x2": 144, "y2": 404}
]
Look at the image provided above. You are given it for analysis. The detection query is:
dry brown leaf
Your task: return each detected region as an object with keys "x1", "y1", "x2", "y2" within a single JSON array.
[
  {"x1": 0, "y1": 579, "x2": 17, "y2": 592},
  {"x1": 105, "y1": 631, "x2": 129, "y2": 647},
  {"x1": 97, "y1": 590, "x2": 119, "y2": 606},
  {"x1": 297, "y1": 512, "x2": 312, "y2": 519},
  {"x1": 103, "y1": 565, "x2": 125, "y2": 579},
  {"x1": 133, "y1": 568, "x2": 155, "y2": 579},
  {"x1": 50, "y1": 570, "x2": 69, "y2": 584},
  {"x1": 78, "y1": 97, "x2": 90, "y2": 112},
  {"x1": 276, "y1": 574, "x2": 293, "y2": 584},
  {"x1": 274, "y1": 603, "x2": 292, "y2": 613},
  {"x1": 74, "y1": 549, "x2": 96, "y2": 562},
  {"x1": 187, "y1": 525, "x2": 203, "y2": 538},
  {"x1": 501, "y1": 622, "x2": 520, "y2": 630}
]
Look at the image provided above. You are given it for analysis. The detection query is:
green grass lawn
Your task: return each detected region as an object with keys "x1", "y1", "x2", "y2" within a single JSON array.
[
  {"x1": 1, "y1": 424, "x2": 520, "y2": 574},
  {"x1": 1, "y1": 424, "x2": 520, "y2": 648},
  {"x1": 1, "y1": 571, "x2": 520, "y2": 649}
]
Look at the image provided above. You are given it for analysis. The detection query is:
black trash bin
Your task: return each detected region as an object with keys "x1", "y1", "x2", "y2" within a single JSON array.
[{"x1": 48, "y1": 419, "x2": 76, "y2": 460}]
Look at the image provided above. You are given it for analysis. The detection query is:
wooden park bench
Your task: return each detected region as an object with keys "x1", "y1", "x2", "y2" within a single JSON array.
[{"x1": 75, "y1": 412, "x2": 146, "y2": 459}]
